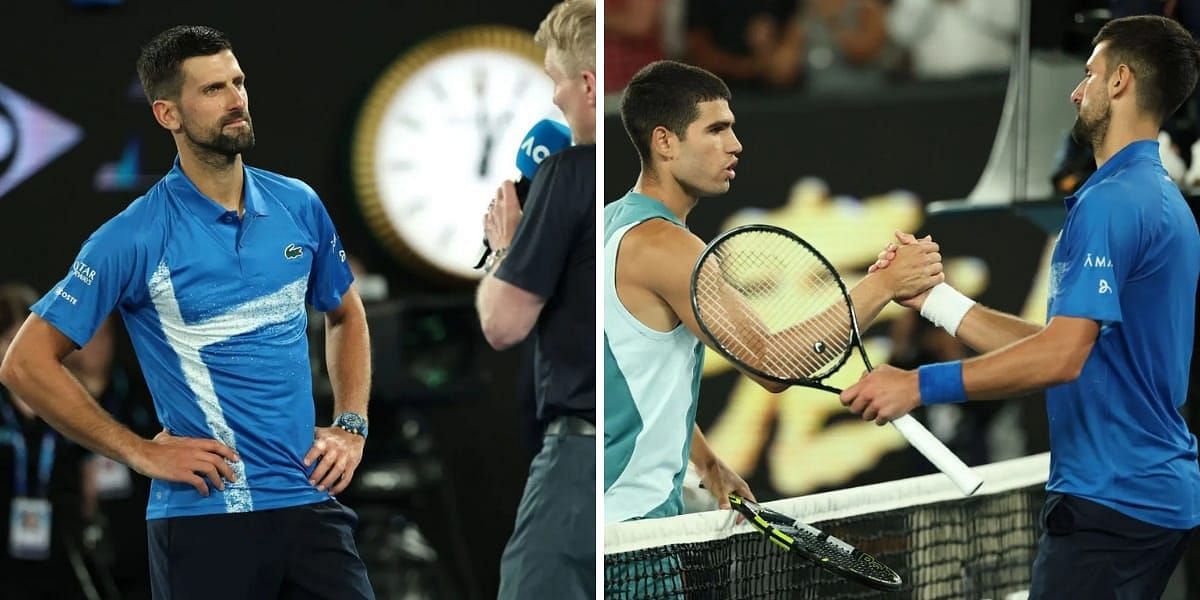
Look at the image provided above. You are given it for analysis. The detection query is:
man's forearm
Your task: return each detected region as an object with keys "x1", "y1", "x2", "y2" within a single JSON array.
[
  {"x1": 326, "y1": 312, "x2": 371, "y2": 418},
  {"x1": 702, "y1": 275, "x2": 889, "y2": 392},
  {"x1": 954, "y1": 304, "x2": 1043, "y2": 354},
  {"x1": 476, "y1": 260, "x2": 544, "y2": 351},
  {"x1": 962, "y1": 324, "x2": 1086, "y2": 400},
  {"x1": 848, "y1": 274, "x2": 892, "y2": 327},
  {"x1": 475, "y1": 266, "x2": 504, "y2": 341},
  {"x1": 690, "y1": 425, "x2": 717, "y2": 471},
  {"x1": 0, "y1": 358, "x2": 145, "y2": 464}
]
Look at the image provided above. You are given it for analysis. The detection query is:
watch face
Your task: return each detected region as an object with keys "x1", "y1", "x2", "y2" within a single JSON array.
[
  {"x1": 353, "y1": 26, "x2": 566, "y2": 280},
  {"x1": 336, "y1": 413, "x2": 367, "y2": 437},
  {"x1": 338, "y1": 413, "x2": 366, "y2": 429}
]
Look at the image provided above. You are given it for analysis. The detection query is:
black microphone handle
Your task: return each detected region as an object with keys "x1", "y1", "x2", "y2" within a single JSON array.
[
  {"x1": 513, "y1": 176, "x2": 532, "y2": 209},
  {"x1": 474, "y1": 175, "x2": 530, "y2": 269}
]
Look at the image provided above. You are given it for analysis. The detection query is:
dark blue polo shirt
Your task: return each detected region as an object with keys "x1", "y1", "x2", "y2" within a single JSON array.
[{"x1": 32, "y1": 157, "x2": 353, "y2": 519}]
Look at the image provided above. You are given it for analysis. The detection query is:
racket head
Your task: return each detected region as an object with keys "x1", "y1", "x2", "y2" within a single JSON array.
[
  {"x1": 729, "y1": 494, "x2": 903, "y2": 592},
  {"x1": 690, "y1": 224, "x2": 862, "y2": 386}
]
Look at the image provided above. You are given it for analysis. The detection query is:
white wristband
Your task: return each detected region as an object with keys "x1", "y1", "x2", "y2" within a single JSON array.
[{"x1": 919, "y1": 283, "x2": 976, "y2": 336}]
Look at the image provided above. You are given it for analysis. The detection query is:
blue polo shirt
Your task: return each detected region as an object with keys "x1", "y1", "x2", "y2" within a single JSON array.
[
  {"x1": 31, "y1": 157, "x2": 354, "y2": 519},
  {"x1": 1045, "y1": 140, "x2": 1200, "y2": 530}
]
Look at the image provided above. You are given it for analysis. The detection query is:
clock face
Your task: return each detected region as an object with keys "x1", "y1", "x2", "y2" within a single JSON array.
[{"x1": 353, "y1": 27, "x2": 566, "y2": 280}]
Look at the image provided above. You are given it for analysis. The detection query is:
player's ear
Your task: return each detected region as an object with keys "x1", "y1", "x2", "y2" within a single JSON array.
[
  {"x1": 1110, "y1": 63, "x2": 1133, "y2": 100},
  {"x1": 650, "y1": 125, "x2": 677, "y2": 162},
  {"x1": 151, "y1": 99, "x2": 181, "y2": 132}
]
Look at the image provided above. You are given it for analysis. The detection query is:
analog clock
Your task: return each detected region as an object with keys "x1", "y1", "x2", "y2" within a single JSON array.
[{"x1": 352, "y1": 26, "x2": 566, "y2": 280}]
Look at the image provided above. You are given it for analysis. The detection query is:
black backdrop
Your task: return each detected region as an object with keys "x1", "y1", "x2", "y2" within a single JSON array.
[{"x1": 0, "y1": 2, "x2": 561, "y2": 598}]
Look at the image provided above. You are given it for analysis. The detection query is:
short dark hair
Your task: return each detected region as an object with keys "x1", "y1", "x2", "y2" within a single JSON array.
[
  {"x1": 1093, "y1": 15, "x2": 1200, "y2": 121},
  {"x1": 136, "y1": 25, "x2": 234, "y2": 103},
  {"x1": 620, "y1": 60, "x2": 732, "y2": 167}
]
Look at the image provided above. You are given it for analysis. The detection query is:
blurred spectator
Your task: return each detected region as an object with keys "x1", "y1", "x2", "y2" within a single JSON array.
[
  {"x1": 801, "y1": 0, "x2": 893, "y2": 94},
  {"x1": 606, "y1": 0, "x2": 667, "y2": 93},
  {"x1": 1052, "y1": 2, "x2": 1200, "y2": 195},
  {"x1": 888, "y1": 0, "x2": 1019, "y2": 81},
  {"x1": 0, "y1": 283, "x2": 91, "y2": 599},
  {"x1": 686, "y1": 0, "x2": 803, "y2": 89}
]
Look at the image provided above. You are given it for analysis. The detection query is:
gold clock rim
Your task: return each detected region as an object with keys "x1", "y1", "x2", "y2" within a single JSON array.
[{"x1": 352, "y1": 25, "x2": 545, "y2": 282}]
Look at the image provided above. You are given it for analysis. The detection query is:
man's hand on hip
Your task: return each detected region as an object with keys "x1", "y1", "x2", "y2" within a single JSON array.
[
  {"x1": 128, "y1": 429, "x2": 240, "y2": 497},
  {"x1": 304, "y1": 427, "x2": 365, "y2": 495}
]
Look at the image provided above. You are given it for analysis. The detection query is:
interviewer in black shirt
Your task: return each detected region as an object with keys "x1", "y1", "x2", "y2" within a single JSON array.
[{"x1": 474, "y1": 1, "x2": 596, "y2": 597}]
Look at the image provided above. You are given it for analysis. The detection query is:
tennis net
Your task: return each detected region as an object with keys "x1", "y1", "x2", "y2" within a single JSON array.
[{"x1": 605, "y1": 453, "x2": 1049, "y2": 599}]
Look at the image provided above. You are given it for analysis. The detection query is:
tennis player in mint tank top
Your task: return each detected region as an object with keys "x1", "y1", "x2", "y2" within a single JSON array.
[
  {"x1": 850, "y1": 16, "x2": 1200, "y2": 599},
  {"x1": 604, "y1": 60, "x2": 946, "y2": 529}
]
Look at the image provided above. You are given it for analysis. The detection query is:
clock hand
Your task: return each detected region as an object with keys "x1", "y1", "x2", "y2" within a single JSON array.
[
  {"x1": 478, "y1": 133, "x2": 495, "y2": 177},
  {"x1": 476, "y1": 99, "x2": 495, "y2": 177},
  {"x1": 476, "y1": 109, "x2": 516, "y2": 177}
]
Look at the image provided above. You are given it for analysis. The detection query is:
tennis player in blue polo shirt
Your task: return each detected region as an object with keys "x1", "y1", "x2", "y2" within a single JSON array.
[
  {"x1": 0, "y1": 26, "x2": 373, "y2": 599},
  {"x1": 841, "y1": 15, "x2": 1200, "y2": 598}
]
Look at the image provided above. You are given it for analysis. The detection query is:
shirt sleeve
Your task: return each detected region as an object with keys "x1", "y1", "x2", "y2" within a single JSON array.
[
  {"x1": 31, "y1": 220, "x2": 144, "y2": 348},
  {"x1": 303, "y1": 188, "x2": 355, "y2": 312},
  {"x1": 1048, "y1": 185, "x2": 1144, "y2": 326},
  {"x1": 495, "y1": 152, "x2": 585, "y2": 299}
]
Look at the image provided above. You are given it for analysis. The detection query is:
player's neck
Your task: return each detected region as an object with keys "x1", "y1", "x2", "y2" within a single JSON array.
[
  {"x1": 1093, "y1": 118, "x2": 1158, "y2": 170},
  {"x1": 633, "y1": 172, "x2": 697, "y2": 224},
  {"x1": 176, "y1": 148, "x2": 246, "y2": 215}
]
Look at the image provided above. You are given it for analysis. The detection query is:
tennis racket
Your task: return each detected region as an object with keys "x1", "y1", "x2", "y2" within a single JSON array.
[
  {"x1": 690, "y1": 224, "x2": 983, "y2": 496},
  {"x1": 730, "y1": 493, "x2": 903, "y2": 591}
]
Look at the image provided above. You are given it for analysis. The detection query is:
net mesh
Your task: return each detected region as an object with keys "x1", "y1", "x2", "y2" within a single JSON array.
[
  {"x1": 605, "y1": 454, "x2": 1048, "y2": 600},
  {"x1": 693, "y1": 228, "x2": 853, "y2": 381}
]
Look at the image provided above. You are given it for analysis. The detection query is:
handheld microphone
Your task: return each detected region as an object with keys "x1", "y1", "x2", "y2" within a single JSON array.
[{"x1": 474, "y1": 119, "x2": 572, "y2": 269}]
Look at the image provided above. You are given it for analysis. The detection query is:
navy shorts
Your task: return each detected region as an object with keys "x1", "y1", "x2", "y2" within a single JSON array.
[
  {"x1": 1030, "y1": 493, "x2": 1194, "y2": 599},
  {"x1": 147, "y1": 499, "x2": 373, "y2": 600}
]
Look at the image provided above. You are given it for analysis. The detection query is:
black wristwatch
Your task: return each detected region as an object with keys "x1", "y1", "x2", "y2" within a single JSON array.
[{"x1": 333, "y1": 412, "x2": 368, "y2": 439}]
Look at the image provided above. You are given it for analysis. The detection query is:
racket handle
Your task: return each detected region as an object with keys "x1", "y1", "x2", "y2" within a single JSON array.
[{"x1": 891, "y1": 414, "x2": 983, "y2": 496}]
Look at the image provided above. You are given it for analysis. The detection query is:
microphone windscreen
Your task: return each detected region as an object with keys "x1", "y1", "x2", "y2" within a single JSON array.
[{"x1": 515, "y1": 119, "x2": 571, "y2": 180}]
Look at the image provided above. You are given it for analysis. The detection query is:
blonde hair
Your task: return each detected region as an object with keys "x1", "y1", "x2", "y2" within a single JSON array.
[{"x1": 534, "y1": 0, "x2": 596, "y2": 75}]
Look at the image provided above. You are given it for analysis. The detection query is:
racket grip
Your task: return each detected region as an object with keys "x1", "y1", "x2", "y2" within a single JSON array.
[{"x1": 891, "y1": 414, "x2": 983, "y2": 496}]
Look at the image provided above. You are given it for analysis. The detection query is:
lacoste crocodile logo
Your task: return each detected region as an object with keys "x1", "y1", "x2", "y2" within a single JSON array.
[{"x1": 284, "y1": 244, "x2": 303, "y2": 260}]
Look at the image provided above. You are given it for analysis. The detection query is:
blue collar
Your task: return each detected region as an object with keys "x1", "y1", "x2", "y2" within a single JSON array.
[
  {"x1": 164, "y1": 156, "x2": 270, "y2": 221},
  {"x1": 1065, "y1": 139, "x2": 1160, "y2": 211}
]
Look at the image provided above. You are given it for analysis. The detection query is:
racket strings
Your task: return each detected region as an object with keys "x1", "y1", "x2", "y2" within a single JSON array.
[
  {"x1": 701, "y1": 245, "x2": 839, "y2": 376},
  {"x1": 696, "y1": 230, "x2": 854, "y2": 381},
  {"x1": 698, "y1": 255, "x2": 817, "y2": 372},
  {"x1": 759, "y1": 269, "x2": 850, "y2": 376},
  {"x1": 714, "y1": 245, "x2": 825, "y2": 373},
  {"x1": 695, "y1": 275, "x2": 774, "y2": 366}
]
